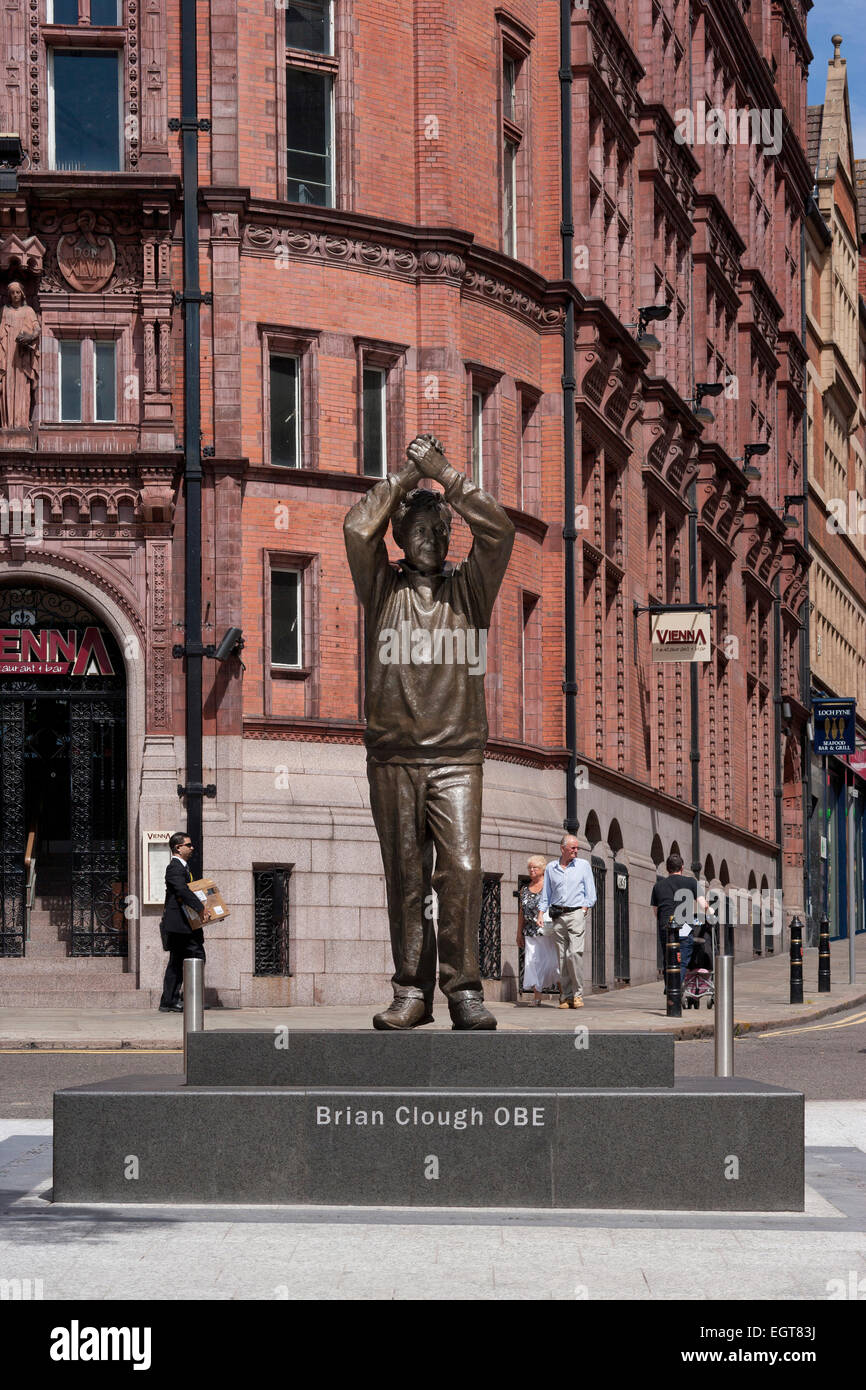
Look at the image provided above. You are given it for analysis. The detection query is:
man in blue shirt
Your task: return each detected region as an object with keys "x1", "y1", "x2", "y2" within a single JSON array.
[{"x1": 537, "y1": 834, "x2": 597, "y2": 1008}]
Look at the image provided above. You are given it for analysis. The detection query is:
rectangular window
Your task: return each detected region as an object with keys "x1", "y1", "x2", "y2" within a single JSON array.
[
  {"x1": 503, "y1": 55, "x2": 517, "y2": 122},
  {"x1": 50, "y1": 49, "x2": 120, "y2": 171},
  {"x1": 518, "y1": 390, "x2": 540, "y2": 510},
  {"x1": 90, "y1": 0, "x2": 120, "y2": 21},
  {"x1": 59, "y1": 340, "x2": 82, "y2": 422},
  {"x1": 48, "y1": 0, "x2": 120, "y2": 19},
  {"x1": 362, "y1": 366, "x2": 387, "y2": 477},
  {"x1": 271, "y1": 570, "x2": 302, "y2": 668},
  {"x1": 270, "y1": 355, "x2": 301, "y2": 468},
  {"x1": 471, "y1": 390, "x2": 484, "y2": 487},
  {"x1": 286, "y1": 68, "x2": 333, "y2": 205},
  {"x1": 286, "y1": 0, "x2": 333, "y2": 55},
  {"x1": 94, "y1": 341, "x2": 116, "y2": 421},
  {"x1": 500, "y1": 34, "x2": 528, "y2": 260},
  {"x1": 503, "y1": 139, "x2": 517, "y2": 258},
  {"x1": 521, "y1": 591, "x2": 541, "y2": 745}
]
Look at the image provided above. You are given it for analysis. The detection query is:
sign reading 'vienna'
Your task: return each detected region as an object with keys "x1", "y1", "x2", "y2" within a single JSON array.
[
  {"x1": 0, "y1": 626, "x2": 115, "y2": 677},
  {"x1": 650, "y1": 609, "x2": 711, "y2": 663}
]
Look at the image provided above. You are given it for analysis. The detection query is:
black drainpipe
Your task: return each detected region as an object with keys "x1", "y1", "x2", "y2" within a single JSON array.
[
  {"x1": 172, "y1": 0, "x2": 211, "y2": 880},
  {"x1": 560, "y1": 0, "x2": 578, "y2": 834},
  {"x1": 800, "y1": 208, "x2": 813, "y2": 942},
  {"x1": 688, "y1": 481, "x2": 701, "y2": 879}
]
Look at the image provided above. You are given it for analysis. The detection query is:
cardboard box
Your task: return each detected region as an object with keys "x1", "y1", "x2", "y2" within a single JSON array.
[{"x1": 183, "y1": 878, "x2": 231, "y2": 926}]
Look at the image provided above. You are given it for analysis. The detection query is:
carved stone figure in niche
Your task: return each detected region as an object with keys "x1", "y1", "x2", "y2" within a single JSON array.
[
  {"x1": 0, "y1": 281, "x2": 40, "y2": 429},
  {"x1": 57, "y1": 211, "x2": 116, "y2": 292}
]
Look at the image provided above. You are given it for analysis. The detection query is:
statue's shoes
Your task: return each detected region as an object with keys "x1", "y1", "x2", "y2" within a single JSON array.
[
  {"x1": 372, "y1": 997, "x2": 434, "y2": 1030},
  {"x1": 448, "y1": 994, "x2": 497, "y2": 1031}
]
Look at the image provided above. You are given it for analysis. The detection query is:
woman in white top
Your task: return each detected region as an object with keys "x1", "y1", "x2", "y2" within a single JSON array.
[{"x1": 517, "y1": 855, "x2": 560, "y2": 1004}]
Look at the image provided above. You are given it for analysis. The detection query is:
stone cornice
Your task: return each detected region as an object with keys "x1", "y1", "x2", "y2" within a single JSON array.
[{"x1": 212, "y1": 194, "x2": 577, "y2": 332}]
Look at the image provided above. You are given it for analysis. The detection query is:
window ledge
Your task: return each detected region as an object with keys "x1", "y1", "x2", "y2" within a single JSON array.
[
  {"x1": 43, "y1": 26, "x2": 126, "y2": 46},
  {"x1": 271, "y1": 666, "x2": 311, "y2": 681}
]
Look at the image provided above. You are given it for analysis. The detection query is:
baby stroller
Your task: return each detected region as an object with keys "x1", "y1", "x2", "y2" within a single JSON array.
[{"x1": 682, "y1": 925, "x2": 716, "y2": 1010}]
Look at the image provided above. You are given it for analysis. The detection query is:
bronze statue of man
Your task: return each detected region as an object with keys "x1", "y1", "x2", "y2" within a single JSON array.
[{"x1": 344, "y1": 434, "x2": 514, "y2": 1030}]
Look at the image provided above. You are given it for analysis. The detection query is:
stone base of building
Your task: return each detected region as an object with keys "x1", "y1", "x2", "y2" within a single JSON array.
[{"x1": 53, "y1": 1032, "x2": 804, "y2": 1211}]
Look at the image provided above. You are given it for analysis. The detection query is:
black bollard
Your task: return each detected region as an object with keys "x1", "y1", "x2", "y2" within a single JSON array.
[
  {"x1": 818, "y1": 914, "x2": 831, "y2": 993},
  {"x1": 789, "y1": 915, "x2": 804, "y2": 1005},
  {"x1": 665, "y1": 922, "x2": 682, "y2": 1018}
]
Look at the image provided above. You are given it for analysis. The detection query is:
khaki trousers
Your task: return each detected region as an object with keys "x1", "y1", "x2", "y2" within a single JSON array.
[
  {"x1": 552, "y1": 906, "x2": 588, "y2": 1001},
  {"x1": 367, "y1": 761, "x2": 483, "y2": 1000}
]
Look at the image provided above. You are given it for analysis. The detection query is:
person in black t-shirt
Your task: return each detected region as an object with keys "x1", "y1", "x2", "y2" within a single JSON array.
[{"x1": 650, "y1": 853, "x2": 707, "y2": 989}]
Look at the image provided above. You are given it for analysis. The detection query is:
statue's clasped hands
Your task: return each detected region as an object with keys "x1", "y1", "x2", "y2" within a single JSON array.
[{"x1": 406, "y1": 433, "x2": 448, "y2": 481}]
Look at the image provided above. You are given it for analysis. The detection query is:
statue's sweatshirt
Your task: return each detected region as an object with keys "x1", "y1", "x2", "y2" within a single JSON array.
[{"x1": 344, "y1": 463, "x2": 515, "y2": 765}]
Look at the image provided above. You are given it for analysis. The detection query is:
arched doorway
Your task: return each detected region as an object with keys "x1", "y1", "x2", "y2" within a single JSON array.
[{"x1": 0, "y1": 584, "x2": 127, "y2": 957}]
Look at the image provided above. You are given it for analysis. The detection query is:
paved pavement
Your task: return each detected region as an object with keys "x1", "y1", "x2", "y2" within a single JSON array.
[
  {"x1": 1, "y1": 934, "x2": 863, "y2": 1047},
  {"x1": 1, "y1": 1104, "x2": 865, "y2": 1300},
  {"x1": 2, "y1": 969, "x2": 865, "y2": 1302}
]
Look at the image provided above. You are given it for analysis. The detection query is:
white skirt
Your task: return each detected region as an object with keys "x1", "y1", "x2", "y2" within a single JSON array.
[{"x1": 523, "y1": 933, "x2": 560, "y2": 992}]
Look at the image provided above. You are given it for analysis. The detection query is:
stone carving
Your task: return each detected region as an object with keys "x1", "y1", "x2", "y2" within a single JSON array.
[
  {"x1": 211, "y1": 212, "x2": 239, "y2": 241},
  {"x1": 0, "y1": 233, "x2": 46, "y2": 277},
  {"x1": 158, "y1": 320, "x2": 171, "y2": 391},
  {"x1": 242, "y1": 222, "x2": 562, "y2": 329},
  {"x1": 57, "y1": 211, "x2": 117, "y2": 292},
  {"x1": 144, "y1": 322, "x2": 157, "y2": 393},
  {"x1": 0, "y1": 281, "x2": 40, "y2": 429},
  {"x1": 105, "y1": 243, "x2": 140, "y2": 293}
]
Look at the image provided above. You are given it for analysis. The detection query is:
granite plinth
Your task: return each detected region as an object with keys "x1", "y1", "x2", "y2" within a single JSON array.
[
  {"x1": 52, "y1": 1074, "x2": 804, "y2": 1211},
  {"x1": 184, "y1": 1029, "x2": 675, "y2": 1090}
]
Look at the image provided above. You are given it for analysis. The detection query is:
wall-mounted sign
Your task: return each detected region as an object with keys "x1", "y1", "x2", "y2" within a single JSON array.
[
  {"x1": 142, "y1": 830, "x2": 173, "y2": 906},
  {"x1": 650, "y1": 609, "x2": 711, "y2": 663},
  {"x1": 0, "y1": 626, "x2": 115, "y2": 677},
  {"x1": 812, "y1": 699, "x2": 856, "y2": 756}
]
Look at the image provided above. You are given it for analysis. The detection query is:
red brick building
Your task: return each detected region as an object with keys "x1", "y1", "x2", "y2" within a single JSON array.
[{"x1": 0, "y1": 0, "x2": 814, "y2": 1007}]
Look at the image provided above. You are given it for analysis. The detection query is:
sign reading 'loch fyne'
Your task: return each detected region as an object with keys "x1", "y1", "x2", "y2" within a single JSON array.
[
  {"x1": 812, "y1": 698, "x2": 856, "y2": 756},
  {"x1": 0, "y1": 626, "x2": 116, "y2": 677}
]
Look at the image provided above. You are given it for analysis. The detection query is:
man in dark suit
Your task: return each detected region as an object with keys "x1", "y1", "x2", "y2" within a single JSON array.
[{"x1": 159, "y1": 831, "x2": 212, "y2": 1013}]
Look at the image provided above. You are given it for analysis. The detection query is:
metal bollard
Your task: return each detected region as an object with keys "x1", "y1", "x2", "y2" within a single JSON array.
[
  {"x1": 183, "y1": 956, "x2": 204, "y2": 1076},
  {"x1": 665, "y1": 923, "x2": 682, "y2": 1018},
  {"x1": 789, "y1": 914, "x2": 804, "y2": 1005},
  {"x1": 818, "y1": 914, "x2": 831, "y2": 993},
  {"x1": 714, "y1": 952, "x2": 734, "y2": 1077}
]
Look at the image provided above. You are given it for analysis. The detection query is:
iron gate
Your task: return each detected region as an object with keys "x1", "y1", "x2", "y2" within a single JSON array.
[
  {"x1": 69, "y1": 699, "x2": 127, "y2": 956},
  {"x1": 591, "y1": 854, "x2": 607, "y2": 989},
  {"x1": 0, "y1": 585, "x2": 127, "y2": 958},
  {"x1": 613, "y1": 860, "x2": 630, "y2": 983},
  {"x1": 254, "y1": 867, "x2": 292, "y2": 975},
  {"x1": 479, "y1": 873, "x2": 501, "y2": 980}
]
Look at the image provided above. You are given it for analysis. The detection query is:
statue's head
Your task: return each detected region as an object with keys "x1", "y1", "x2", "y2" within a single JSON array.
[
  {"x1": 392, "y1": 488, "x2": 452, "y2": 575},
  {"x1": 6, "y1": 281, "x2": 25, "y2": 306}
]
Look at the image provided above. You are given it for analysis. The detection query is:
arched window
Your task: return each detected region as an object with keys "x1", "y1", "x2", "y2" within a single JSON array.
[{"x1": 584, "y1": 811, "x2": 602, "y2": 848}]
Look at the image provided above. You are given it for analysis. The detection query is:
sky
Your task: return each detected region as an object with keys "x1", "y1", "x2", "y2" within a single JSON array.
[{"x1": 808, "y1": 0, "x2": 866, "y2": 158}]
